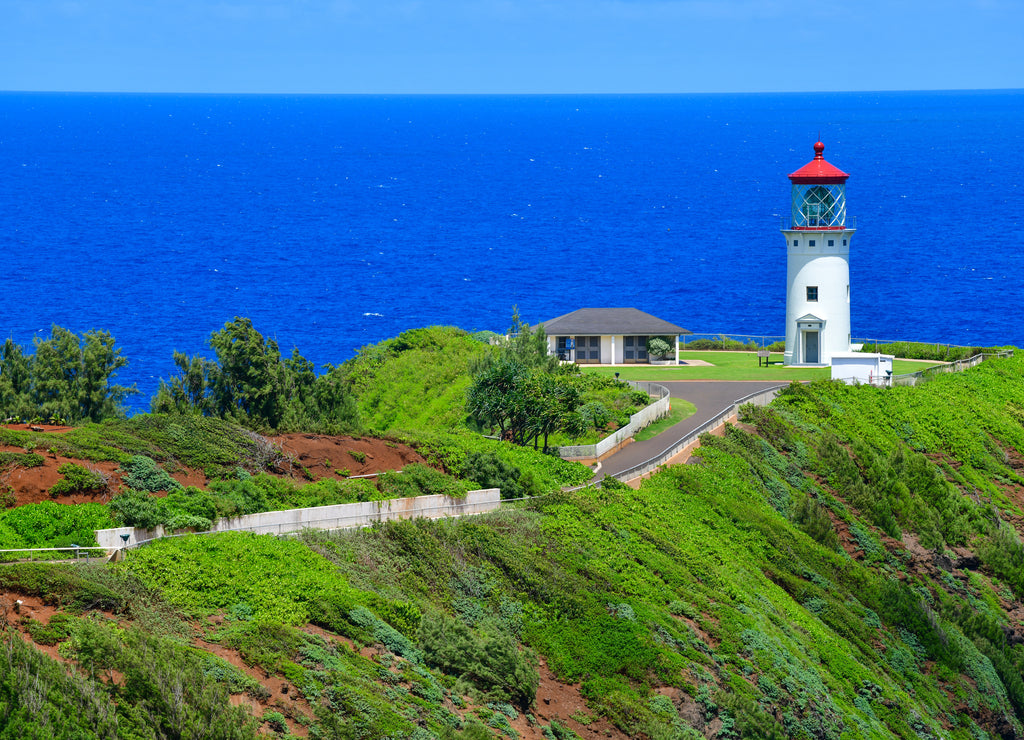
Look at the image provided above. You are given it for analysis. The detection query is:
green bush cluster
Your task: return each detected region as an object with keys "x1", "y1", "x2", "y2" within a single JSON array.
[
  {"x1": 415, "y1": 432, "x2": 593, "y2": 492},
  {"x1": 109, "y1": 463, "x2": 471, "y2": 531},
  {"x1": 49, "y1": 463, "x2": 108, "y2": 497},
  {"x1": 118, "y1": 454, "x2": 181, "y2": 492},
  {"x1": 420, "y1": 610, "x2": 539, "y2": 709},
  {"x1": 378, "y1": 463, "x2": 472, "y2": 500},
  {"x1": 0, "y1": 501, "x2": 113, "y2": 549},
  {"x1": 0, "y1": 452, "x2": 45, "y2": 470},
  {"x1": 345, "y1": 325, "x2": 491, "y2": 435},
  {"x1": 683, "y1": 335, "x2": 766, "y2": 351}
]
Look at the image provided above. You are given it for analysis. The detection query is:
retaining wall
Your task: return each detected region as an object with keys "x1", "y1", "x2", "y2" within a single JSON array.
[{"x1": 97, "y1": 488, "x2": 501, "y2": 551}]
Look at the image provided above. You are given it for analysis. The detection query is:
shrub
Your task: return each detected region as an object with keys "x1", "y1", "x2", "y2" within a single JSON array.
[
  {"x1": 646, "y1": 336, "x2": 674, "y2": 359},
  {"x1": 119, "y1": 455, "x2": 181, "y2": 492},
  {"x1": 858, "y1": 341, "x2": 1011, "y2": 362},
  {"x1": 419, "y1": 611, "x2": 539, "y2": 709},
  {"x1": 0, "y1": 501, "x2": 113, "y2": 548},
  {"x1": 49, "y1": 463, "x2": 107, "y2": 497},
  {"x1": 684, "y1": 335, "x2": 760, "y2": 351},
  {"x1": 0, "y1": 452, "x2": 45, "y2": 470},
  {"x1": 109, "y1": 489, "x2": 163, "y2": 530},
  {"x1": 792, "y1": 494, "x2": 838, "y2": 550},
  {"x1": 461, "y1": 451, "x2": 532, "y2": 499},
  {"x1": 378, "y1": 463, "x2": 471, "y2": 500}
]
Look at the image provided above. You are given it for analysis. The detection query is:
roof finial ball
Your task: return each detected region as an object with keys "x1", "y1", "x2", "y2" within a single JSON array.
[{"x1": 780, "y1": 140, "x2": 856, "y2": 366}]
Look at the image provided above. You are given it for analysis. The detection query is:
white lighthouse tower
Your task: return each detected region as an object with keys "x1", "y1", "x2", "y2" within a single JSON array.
[{"x1": 782, "y1": 141, "x2": 855, "y2": 365}]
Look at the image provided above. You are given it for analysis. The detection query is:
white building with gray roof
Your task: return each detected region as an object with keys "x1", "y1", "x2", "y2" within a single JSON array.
[{"x1": 534, "y1": 308, "x2": 689, "y2": 365}]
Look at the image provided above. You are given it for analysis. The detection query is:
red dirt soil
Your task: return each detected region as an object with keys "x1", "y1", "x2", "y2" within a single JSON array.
[{"x1": 0, "y1": 425, "x2": 427, "y2": 507}]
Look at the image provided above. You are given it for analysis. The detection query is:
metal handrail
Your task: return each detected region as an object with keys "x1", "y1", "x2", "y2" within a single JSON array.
[{"x1": 888, "y1": 350, "x2": 1013, "y2": 386}]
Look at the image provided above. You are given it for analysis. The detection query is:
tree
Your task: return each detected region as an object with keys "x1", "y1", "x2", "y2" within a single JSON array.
[
  {"x1": 0, "y1": 339, "x2": 32, "y2": 421},
  {"x1": 152, "y1": 317, "x2": 359, "y2": 433},
  {"x1": 78, "y1": 330, "x2": 135, "y2": 421},
  {"x1": 467, "y1": 309, "x2": 585, "y2": 451},
  {"x1": 0, "y1": 326, "x2": 136, "y2": 423}
]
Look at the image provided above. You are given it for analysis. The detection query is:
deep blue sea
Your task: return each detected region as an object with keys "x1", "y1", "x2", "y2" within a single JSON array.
[{"x1": 1, "y1": 90, "x2": 1022, "y2": 411}]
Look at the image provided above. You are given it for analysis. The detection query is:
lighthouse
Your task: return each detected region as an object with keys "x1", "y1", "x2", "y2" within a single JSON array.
[{"x1": 782, "y1": 141, "x2": 855, "y2": 365}]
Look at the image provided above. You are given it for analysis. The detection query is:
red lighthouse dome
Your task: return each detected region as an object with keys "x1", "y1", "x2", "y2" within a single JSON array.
[{"x1": 788, "y1": 141, "x2": 849, "y2": 185}]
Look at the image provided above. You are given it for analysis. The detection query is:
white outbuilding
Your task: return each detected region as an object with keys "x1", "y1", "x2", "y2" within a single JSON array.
[
  {"x1": 831, "y1": 352, "x2": 894, "y2": 386},
  {"x1": 781, "y1": 141, "x2": 856, "y2": 365}
]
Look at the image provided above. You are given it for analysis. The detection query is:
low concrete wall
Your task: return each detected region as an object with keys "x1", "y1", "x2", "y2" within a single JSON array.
[
  {"x1": 558, "y1": 381, "x2": 671, "y2": 460},
  {"x1": 97, "y1": 488, "x2": 501, "y2": 551}
]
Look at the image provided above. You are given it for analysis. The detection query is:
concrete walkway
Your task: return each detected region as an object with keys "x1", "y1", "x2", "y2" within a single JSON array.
[{"x1": 596, "y1": 380, "x2": 785, "y2": 480}]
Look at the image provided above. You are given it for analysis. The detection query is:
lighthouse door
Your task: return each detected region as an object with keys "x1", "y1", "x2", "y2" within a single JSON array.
[{"x1": 804, "y1": 331, "x2": 819, "y2": 364}]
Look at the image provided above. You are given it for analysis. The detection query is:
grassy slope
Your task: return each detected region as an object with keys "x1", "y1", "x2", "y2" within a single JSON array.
[
  {"x1": 345, "y1": 326, "x2": 491, "y2": 435},
  {"x1": 3, "y1": 340, "x2": 1024, "y2": 738}
]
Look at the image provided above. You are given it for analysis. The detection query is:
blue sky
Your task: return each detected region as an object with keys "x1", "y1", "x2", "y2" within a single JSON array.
[{"x1": 4, "y1": 0, "x2": 1022, "y2": 93}]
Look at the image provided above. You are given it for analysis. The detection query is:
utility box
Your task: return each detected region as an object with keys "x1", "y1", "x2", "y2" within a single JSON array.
[{"x1": 831, "y1": 352, "x2": 894, "y2": 386}]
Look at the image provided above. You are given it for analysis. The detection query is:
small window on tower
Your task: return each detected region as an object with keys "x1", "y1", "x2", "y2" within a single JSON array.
[
  {"x1": 809, "y1": 240, "x2": 816, "y2": 247},
  {"x1": 793, "y1": 239, "x2": 798, "y2": 246},
  {"x1": 807, "y1": 286, "x2": 818, "y2": 302},
  {"x1": 828, "y1": 239, "x2": 835, "y2": 247},
  {"x1": 843, "y1": 239, "x2": 847, "y2": 246}
]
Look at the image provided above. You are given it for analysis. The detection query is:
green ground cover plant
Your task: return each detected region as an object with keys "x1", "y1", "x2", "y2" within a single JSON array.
[
  {"x1": 633, "y1": 397, "x2": 696, "y2": 442},
  {"x1": 4, "y1": 414, "x2": 288, "y2": 478},
  {"x1": 0, "y1": 501, "x2": 113, "y2": 549}
]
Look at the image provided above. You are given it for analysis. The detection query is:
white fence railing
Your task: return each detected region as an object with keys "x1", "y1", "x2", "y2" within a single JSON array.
[
  {"x1": 96, "y1": 489, "x2": 501, "y2": 551},
  {"x1": 557, "y1": 381, "x2": 671, "y2": 460}
]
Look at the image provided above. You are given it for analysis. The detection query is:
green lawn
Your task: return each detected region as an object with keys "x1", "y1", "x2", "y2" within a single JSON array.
[
  {"x1": 634, "y1": 397, "x2": 697, "y2": 441},
  {"x1": 585, "y1": 351, "x2": 945, "y2": 382}
]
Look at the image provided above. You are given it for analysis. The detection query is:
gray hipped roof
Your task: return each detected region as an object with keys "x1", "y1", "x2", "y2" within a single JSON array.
[{"x1": 534, "y1": 308, "x2": 690, "y2": 336}]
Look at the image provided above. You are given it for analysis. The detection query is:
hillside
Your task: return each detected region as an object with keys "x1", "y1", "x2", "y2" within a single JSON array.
[{"x1": 0, "y1": 335, "x2": 1022, "y2": 738}]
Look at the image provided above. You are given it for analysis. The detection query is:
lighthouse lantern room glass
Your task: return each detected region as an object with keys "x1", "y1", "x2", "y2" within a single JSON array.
[{"x1": 791, "y1": 182, "x2": 846, "y2": 228}]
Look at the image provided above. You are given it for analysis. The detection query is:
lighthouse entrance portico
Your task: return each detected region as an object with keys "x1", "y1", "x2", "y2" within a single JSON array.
[
  {"x1": 782, "y1": 141, "x2": 855, "y2": 366},
  {"x1": 796, "y1": 315, "x2": 824, "y2": 364}
]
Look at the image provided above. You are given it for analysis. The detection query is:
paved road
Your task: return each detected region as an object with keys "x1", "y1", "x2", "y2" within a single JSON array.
[{"x1": 597, "y1": 380, "x2": 786, "y2": 479}]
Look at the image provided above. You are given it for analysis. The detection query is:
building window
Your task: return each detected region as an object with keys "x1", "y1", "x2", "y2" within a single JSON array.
[
  {"x1": 806, "y1": 286, "x2": 818, "y2": 302},
  {"x1": 809, "y1": 240, "x2": 816, "y2": 247},
  {"x1": 793, "y1": 239, "x2": 798, "y2": 246},
  {"x1": 843, "y1": 239, "x2": 847, "y2": 246},
  {"x1": 828, "y1": 239, "x2": 835, "y2": 247}
]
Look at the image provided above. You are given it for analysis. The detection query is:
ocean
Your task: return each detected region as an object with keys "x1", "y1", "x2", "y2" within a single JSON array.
[{"x1": 0, "y1": 90, "x2": 1021, "y2": 411}]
